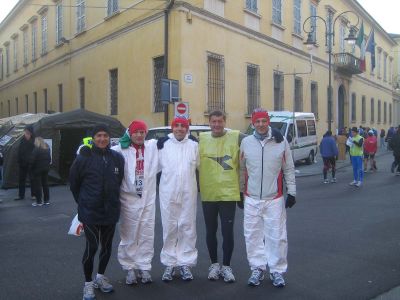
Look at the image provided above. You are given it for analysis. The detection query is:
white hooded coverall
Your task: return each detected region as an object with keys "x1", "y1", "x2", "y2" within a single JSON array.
[
  {"x1": 112, "y1": 139, "x2": 158, "y2": 271},
  {"x1": 159, "y1": 133, "x2": 199, "y2": 267}
]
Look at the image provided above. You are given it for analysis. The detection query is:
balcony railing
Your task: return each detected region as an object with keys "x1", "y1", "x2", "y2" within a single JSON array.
[{"x1": 333, "y1": 52, "x2": 363, "y2": 75}]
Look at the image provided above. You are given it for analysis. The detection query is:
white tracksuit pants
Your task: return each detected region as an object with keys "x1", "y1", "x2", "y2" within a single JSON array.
[
  {"x1": 118, "y1": 192, "x2": 155, "y2": 271},
  {"x1": 160, "y1": 194, "x2": 198, "y2": 267},
  {"x1": 244, "y1": 195, "x2": 288, "y2": 273}
]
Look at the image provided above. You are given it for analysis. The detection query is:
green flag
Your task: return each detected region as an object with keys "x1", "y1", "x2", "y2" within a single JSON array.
[{"x1": 356, "y1": 21, "x2": 364, "y2": 48}]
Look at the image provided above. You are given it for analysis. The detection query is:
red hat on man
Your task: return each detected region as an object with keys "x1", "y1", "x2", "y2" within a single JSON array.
[
  {"x1": 171, "y1": 117, "x2": 189, "y2": 130},
  {"x1": 128, "y1": 120, "x2": 148, "y2": 135},
  {"x1": 251, "y1": 108, "x2": 270, "y2": 125}
]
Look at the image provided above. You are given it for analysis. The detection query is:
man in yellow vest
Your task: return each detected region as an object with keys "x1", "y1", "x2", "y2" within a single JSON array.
[
  {"x1": 199, "y1": 110, "x2": 244, "y2": 283},
  {"x1": 349, "y1": 127, "x2": 364, "y2": 187}
]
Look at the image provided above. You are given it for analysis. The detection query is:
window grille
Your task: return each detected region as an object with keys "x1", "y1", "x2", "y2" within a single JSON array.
[
  {"x1": 247, "y1": 64, "x2": 260, "y2": 115},
  {"x1": 351, "y1": 93, "x2": 356, "y2": 122},
  {"x1": 153, "y1": 56, "x2": 165, "y2": 113},
  {"x1": 273, "y1": 0, "x2": 282, "y2": 24},
  {"x1": 109, "y1": 69, "x2": 118, "y2": 115},
  {"x1": 79, "y1": 77, "x2": 85, "y2": 109},
  {"x1": 311, "y1": 82, "x2": 318, "y2": 118},
  {"x1": 207, "y1": 52, "x2": 225, "y2": 112},
  {"x1": 274, "y1": 72, "x2": 284, "y2": 110},
  {"x1": 294, "y1": 77, "x2": 303, "y2": 112}
]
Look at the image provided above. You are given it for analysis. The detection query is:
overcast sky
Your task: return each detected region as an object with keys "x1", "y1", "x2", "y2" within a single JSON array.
[{"x1": 0, "y1": 0, "x2": 399, "y2": 33}]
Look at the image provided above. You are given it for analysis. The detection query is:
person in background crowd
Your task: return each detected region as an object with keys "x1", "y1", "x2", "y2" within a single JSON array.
[
  {"x1": 157, "y1": 117, "x2": 199, "y2": 282},
  {"x1": 29, "y1": 137, "x2": 51, "y2": 206},
  {"x1": 69, "y1": 124, "x2": 125, "y2": 300},
  {"x1": 349, "y1": 127, "x2": 364, "y2": 187},
  {"x1": 319, "y1": 131, "x2": 338, "y2": 183},
  {"x1": 380, "y1": 128, "x2": 386, "y2": 149},
  {"x1": 240, "y1": 108, "x2": 295, "y2": 288},
  {"x1": 389, "y1": 126, "x2": 400, "y2": 176},
  {"x1": 199, "y1": 110, "x2": 244, "y2": 283},
  {"x1": 363, "y1": 130, "x2": 377, "y2": 172},
  {"x1": 112, "y1": 120, "x2": 159, "y2": 285},
  {"x1": 336, "y1": 130, "x2": 347, "y2": 161},
  {"x1": 15, "y1": 125, "x2": 35, "y2": 201},
  {"x1": 386, "y1": 127, "x2": 395, "y2": 151}
]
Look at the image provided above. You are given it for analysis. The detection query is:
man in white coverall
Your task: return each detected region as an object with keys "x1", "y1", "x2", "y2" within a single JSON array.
[
  {"x1": 157, "y1": 117, "x2": 199, "y2": 282},
  {"x1": 111, "y1": 120, "x2": 159, "y2": 285},
  {"x1": 240, "y1": 108, "x2": 296, "y2": 288}
]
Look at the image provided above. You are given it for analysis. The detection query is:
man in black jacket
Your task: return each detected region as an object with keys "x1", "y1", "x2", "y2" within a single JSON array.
[
  {"x1": 69, "y1": 124, "x2": 124, "y2": 300},
  {"x1": 14, "y1": 125, "x2": 35, "y2": 200},
  {"x1": 389, "y1": 126, "x2": 400, "y2": 175}
]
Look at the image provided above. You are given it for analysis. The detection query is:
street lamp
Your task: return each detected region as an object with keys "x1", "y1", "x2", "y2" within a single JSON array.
[{"x1": 303, "y1": 11, "x2": 359, "y2": 132}]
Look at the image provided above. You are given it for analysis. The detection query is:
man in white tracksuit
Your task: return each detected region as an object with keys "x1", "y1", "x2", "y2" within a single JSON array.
[
  {"x1": 111, "y1": 120, "x2": 159, "y2": 285},
  {"x1": 157, "y1": 117, "x2": 199, "y2": 282},
  {"x1": 240, "y1": 108, "x2": 296, "y2": 288}
]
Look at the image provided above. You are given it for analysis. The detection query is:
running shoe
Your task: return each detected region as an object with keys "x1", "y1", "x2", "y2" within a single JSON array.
[
  {"x1": 93, "y1": 276, "x2": 113, "y2": 293},
  {"x1": 269, "y1": 272, "x2": 285, "y2": 287},
  {"x1": 220, "y1": 265, "x2": 235, "y2": 283},
  {"x1": 248, "y1": 268, "x2": 264, "y2": 286}
]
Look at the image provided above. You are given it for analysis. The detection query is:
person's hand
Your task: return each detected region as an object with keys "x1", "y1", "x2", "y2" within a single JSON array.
[
  {"x1": 237, "y1": 192, "x2": 244, "y2": 209},
  {"x1": 285, "y1": 194, "x2": 296, "y2": 208}
]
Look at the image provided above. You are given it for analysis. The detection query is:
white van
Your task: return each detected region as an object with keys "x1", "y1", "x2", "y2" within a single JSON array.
[{"x1": 268, "y1": 111, "x2": 318, "y2": 164}]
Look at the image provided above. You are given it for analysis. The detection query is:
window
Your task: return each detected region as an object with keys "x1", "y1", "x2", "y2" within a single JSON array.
[
  {"x1": 7, "y1": 100, "x2": 11, "y2": 116},
  {"x1": 0, "y1": 102, "x2": 3, "y2": 116},
  {"x1": 272, "y1": 0, "x2": 282, "y2": 25},
  {"x1": 339, "y1": 22, "x2": 346, "y2": 53},
  {"x1": 153, "y1": 56, "x2": 165, "y2": 113},
  {"x1": 246, "y1": 0, "x2": 258, "y2": 12},
  {"x1": 247, "y1": 64, "x2": 260, "y2": 115},
  {"x1": 56, "y1": 1, "x2": 63, "y2": 44},
  {"x1": 58, "y1": 83, "x2": 63, "y2": 112},
  {"x1": 311, "y1": 81, "x2": 318, "y2": 118},
  {"x1": 41, "y1": 14, "x2": 48, "y2": 54},
  {"x1": 296, "y1": 120, "x2": 307, "y2": 137},
  {"x1": 370, "y1": 98, "x2": 374, "y2": 123},
  {"x1": 307, "y1": 120, "x2": 316, "y2": 135},
  {"x1": 383, "y1": 54, "x2": 387, "y2": 81},
  {"x1": 351, "y1": 93, "x2": 356, "y2": 122},
  {"x1": 79, "y1": 77, "x2": 85, "y2": 108},
  {"x1": 294, "y1": 77, "x2": 303, "y2": 111},
  {"x1": 378, "y1": 100, "x2": 381, "y2": 123},
  {"x1": 76, "y1": 0, "x2": 86, "y2": 33},
  {"x1": 25, "y1": 94, "x2": 29, "y2": 112},
  {"x1": 107, "y1": 0, "x2": 119, "y2": 16},
  {"x1": 377, "y1": 50, "x2": 381, "y2": 78},
  {"x1": 361, "y1": 96, "x2": 366, "y2": 123},
  {"x1": 23, "y1": 29, "x2": 28, "y2": 65},
  {"x1": 293, "y1": 0, "x2": 301, "y2": 35},
  {"x1": 109, "y1": 69, "x2": 118, "y2": 115},
  {"x1": 15, "y1": 97, "x2": 19, "y2": 114},
  {"x1": 34, "y1": 92, "x2": 38, "y2": 113},
  {"x1": 207, "y1": 52, "x2": 225, "y2": 112},
  {"x1": 31, "y1": 21, "x2": 37, "y2": 61},
  {"x1": 44, "y1": 88, "x2": 48, "y2": 113},
  {"x1": 389, "y1": 103, "x2": 392, "y2": 124},
  {"x1": 12, "y1": 37, "x2": 18, "y2": 72},
  {"x1": 5, "y1": 43, "x2": 10, "y2": 75},
  {"x1": 274, "y1": 71, "x2": 284, "y2": 110},
  {"x1": 310, "y1": 3, "x2": 317, "y2": 41},
  {"x1": 384, "y1": 102, "x2": 387, "y2": 123}
]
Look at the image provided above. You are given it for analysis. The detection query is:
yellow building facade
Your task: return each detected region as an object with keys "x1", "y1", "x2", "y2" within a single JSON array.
[{"x1": 0, "y1": 0, "x2": 399, "y2": 137}]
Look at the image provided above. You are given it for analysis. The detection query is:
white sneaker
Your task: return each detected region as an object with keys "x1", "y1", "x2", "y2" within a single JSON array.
[
  {"x1": 93, "y1": 276, "x2": 113, "y2": 293},
  {"x1": 83, "y1": 282, "x2": 96, "y2": 300},
  {"x1": 349, "y1": 180, "x2": 357, "y2": 186},
  {"x1": 355, "y1": 181, "x2": 362, "y2": 187},
  {"x1": 138, "y1": 270, "x2": 152, "y2": 284},
  {"x1": 207, "y1": 263, "x2": 220, "y2": 281},
  {"x1": 126, "y1": 269, "x2": 137, "y2": 285},
  {"x1": 220, "y1": 265, "x2": 235, "y2": 283},
  {"x1": 162, "y1": 266, "x2": 175, "y2": 282}
]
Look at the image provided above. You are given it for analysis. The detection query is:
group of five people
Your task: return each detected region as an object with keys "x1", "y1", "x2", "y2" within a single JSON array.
[{"x1": 69, "y1": 109, "x2": 296, "y2": 300}]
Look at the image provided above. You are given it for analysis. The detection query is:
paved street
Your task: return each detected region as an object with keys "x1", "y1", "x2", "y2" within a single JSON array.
[{"x1": 0, "y1": 151, "x2": 399, "y2": 300}]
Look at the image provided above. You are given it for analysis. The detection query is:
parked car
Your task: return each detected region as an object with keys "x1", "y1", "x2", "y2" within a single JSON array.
[{"x1": 247, "y1": 111, "x2": 318, "y2": 164}]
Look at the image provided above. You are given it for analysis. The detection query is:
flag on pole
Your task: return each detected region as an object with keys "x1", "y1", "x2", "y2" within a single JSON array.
[
  {"x1": 365, "y1": 29, "x2": 375, "y2": 71},
  {"x1": 356, "y1": 22, "x2": 366, "y2": 71}
]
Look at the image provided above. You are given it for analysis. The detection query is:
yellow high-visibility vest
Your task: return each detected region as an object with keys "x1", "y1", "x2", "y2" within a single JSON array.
[
  {"x1": 350, "y1": 134, "x2": 363, "y2": 156},
  {"x1": 199, "y1": 130, "x2": 240, "y2": 202}
]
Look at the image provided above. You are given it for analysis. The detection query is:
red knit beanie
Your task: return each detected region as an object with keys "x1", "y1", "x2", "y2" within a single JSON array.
[
  {"x1": 251, "y1": 110, "x2": 270, "y2": 125},
  {"x1": 128, "y1": 120, "x2": 148, "y2": 135},
  {"x1": 171, "y1": 117, "x2": 189, "y2": 129}
]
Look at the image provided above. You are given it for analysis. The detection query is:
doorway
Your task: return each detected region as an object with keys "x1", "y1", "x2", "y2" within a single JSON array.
[{"x1": 59, "y1": 128, "x2": 87, "y2": 180}]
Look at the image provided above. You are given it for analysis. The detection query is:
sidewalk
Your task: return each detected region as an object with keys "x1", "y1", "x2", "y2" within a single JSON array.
[
  {"x1": 295, "y1": 148, "x2": 392, "y2": 178},
  {"x1": 372, "y1": 286, "x2": 400, "y2": 300}
]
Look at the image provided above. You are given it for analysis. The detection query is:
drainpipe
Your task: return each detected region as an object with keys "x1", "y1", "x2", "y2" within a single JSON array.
[{"x1": 164, "y1": 0, "x2": 175, "y2": 126}]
